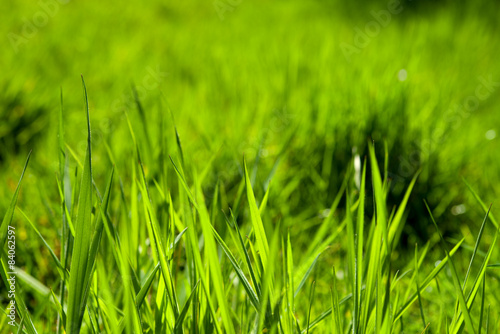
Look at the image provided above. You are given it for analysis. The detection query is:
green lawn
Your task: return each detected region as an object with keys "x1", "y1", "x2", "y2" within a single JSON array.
[{"x1": 1, "y1": 0, "x2": 500, "y2": 332}]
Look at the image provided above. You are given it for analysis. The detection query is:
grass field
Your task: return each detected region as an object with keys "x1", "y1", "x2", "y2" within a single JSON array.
[{"x1": 1, "y1": 0, "x2": 500, "y2": 332}]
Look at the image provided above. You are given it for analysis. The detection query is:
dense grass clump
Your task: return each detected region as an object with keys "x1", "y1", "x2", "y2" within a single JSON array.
[
  {"x1": 1, "y1": 78, "x2": 499, "y2": 333},
  {"x1": 2, "y1": 0, "x2": 500, "y2": 332}
]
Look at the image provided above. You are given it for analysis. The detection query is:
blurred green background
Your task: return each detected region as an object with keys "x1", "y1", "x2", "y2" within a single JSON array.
[{"x1": 1, "y1": 0, "x2": 500, "y2": 290}]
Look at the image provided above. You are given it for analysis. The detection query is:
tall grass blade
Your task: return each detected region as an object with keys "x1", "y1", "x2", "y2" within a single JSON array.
[
  {"x1": 478, "y1": 275, "x2": 486, "y2": 334},
  {"x1": 425, "y1": 200, "x2": 475, "y2": 334},
  {"x1": 66, "y1": 75, "x2": 95, "y2": 334},
  {"x1": 331, "y1": 267, "x2": 342, "y2": 334},
  {"x1": 136, "y1": 262, "x2": 160, "y2": 308},
  {"x1": 212, "y1": 225, "x2": 260, "y2": 310},
  {"x1": 393, "y1": 238, "x2": 464, "y2": 322},
  {"x1": 295, "y1": 251, "x2": 324, "y2": 298},
  {"x1": 228, "y1": 210, "x2": 261, "y2": 297},
  {"x1": 415, "y1": 244, "x2": 427, "y2": 330},
  {"x1": 306, "y1": 280, "x2": 316, "y2": 334},
  {"x1": 462, "y1": 205, "x2": 491, "y2": 290},
  {"x1": 463, "y1": 179, "x2": 498, "y2": 227},
  {"x1": 0, "y1": 151, "x2": 31, "y2": 246},
  {"x1": 354, "y1": 158, "x2": 366, "y2": 334},
  {"x1": 244, "y1": 158, "x2": 270, "y2": 270},
  {"x1": 174, "y1": 281, "x2": 200, "y2": 333}
]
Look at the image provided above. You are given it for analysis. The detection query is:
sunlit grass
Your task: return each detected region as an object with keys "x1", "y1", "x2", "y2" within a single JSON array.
[{"x1": 1, "y1": 78, "x2": 499, "y2": 333}]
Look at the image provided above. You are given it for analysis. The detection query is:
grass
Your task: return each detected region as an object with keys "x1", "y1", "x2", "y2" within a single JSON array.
[
  {"x1": 0, "y1": 77, "x2": 499, "y2": 332},
  {"x1": 2, "y1": 0, "x2": 500, "y2": 332}
]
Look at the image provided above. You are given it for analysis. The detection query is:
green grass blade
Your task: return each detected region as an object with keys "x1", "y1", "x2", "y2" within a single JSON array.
[
  {"x1": 463, "y1": 179, "x2": 498, "y2": 228},
  {"x1": 393, "y1": 238, "x2": 465, "y2": 322},
  {"x1": 229, "y1": 209, "x2": 261, "y2": 297},
  {"x1": 244, "y1": 158, "x2": 270, "y2": 270},
  {"x1": 345, "y1": 190, "x2": 357, "y2": 332},
  {"x1": 295, "y1": 251, "x2": 323, "y2": 298},
  {"x1": 14, "y1": 267, "x2": 50, "y2": 297},
  {"x1": 57, "y1": 90, "x2": 72, "y2": 334},
  {"x1": 485, "y1": 305, "x2": 490, "y2": 334},
  {"x1": 360, "y1": 222, "x2": 381, "y2": 330},
  {"x1": 76, "y1": 168, "x2": 115, "y2": 328},
  {"x1": 354, "y1": 158, "x2": 366, "y2": 334},
  {"x1": 51, "y1": 289, "x2": 67, "y2": 329},
  {"x1": 18, "y1": 208, "x2": 66, "y2": 280},
  {"x1": 0, "y1": 255, "x2": 38, "y2": 334},
  {"x1": 170, "y1": 161, "x2": 233, "y2": 333},
  {"x1": 257, "y1": 224, "x2": 280, "y2": 333},
  {"x1": 137, "y1": 159, "x2": 180, "y2": 318},
  {"x1": 136, "y1": 262, "x2": 160, "y2": 308},
  {"x1": 388, "y1": 170, "x2": 420, "y2": 246},
  {"x1": 180, "y1": 206, "x2": 223, "y2": 334},
  {"x1": 415, "y1": 244, "x2": 427, "y2": 330},
  {"x1": 306, "y1": 170, "x2": 349, "y2": 256},
  {"x1": 66, "y1": 75, "x2": 94, "y2": 334},
  {"x1": 212, "y1": 224, "x2": 260, "y2": 310},
  {"x1": 452, "y1": 227, "x2": 498, "y2": 334},
  {"x1": 303, "y1": 291, "x2": 356, "y2": 333},
  {"x1": 463, "y1": 205, "x2": 491, "y2": 291},
  {"x1": 131, "y1": 85, "x2": 153, "y2": 156},
  {"x1": 368, "y1": 142, "x2": 389, "y2": 255},
  {"x1": 193, "y1": 175, "x2": 235, "y2": 334},
  {"x1": 306, "y1": 280, "x2": 316, "y2": 334},
  {"x1": 331, "y1": 267, "x2": 342, "y2": 334},
  {"x1": 425, "y1": 201, "x2": 475, "y2": 334},
  {"x1": 55, "y1": 177, "x2": 76, "y2": 237},
  {"x1": 169, "y1": 156, "x2": 198, "y2": 209},
  {"x1": 0, "y1": 151, "x2": 31, "y2": 246},
  {"x1": 286, "y1": 230, "x2": 295, "y2": 331},
  {"x1": 478, "y1": 275, "x2": 486, "y2": 334},
  {"x1": 174, "y1": 281, "x2": 200, "y2": 334}
]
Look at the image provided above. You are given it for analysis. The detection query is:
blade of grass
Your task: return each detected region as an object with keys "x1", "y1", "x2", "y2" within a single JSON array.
[
  {"x1": 295, "y1": 250, "x2": 324, "y2": 298},
  {"x1": 0, "y1": 151, "x2": 31, "y2": 246},
  {"x1": 478, "y1": 275, "x2": 486, "y2": 334},
  {"x1": 137, "y1": 159, "x2": 180, "y2": 319},
  {"x1": 18, "y1": 208, "x2": 66, "y2": 280},
  {"x1": 193, "y1": 173, "x2": 235, "y2": 334},
  {"x1": 393, "y1": 238, "x2": 465, "y2": 322},
  {"x1": 345, "y1": 190, "x2": 357, "y2": 333},
  {"x1": 257, "y1": 224, "x2": 280, "y2": 333},
  {"x1": 286, "y1": 230, "x2": 295, "y2": 332},
  {"x1": 463, "y1": 179, "x2": 498, "y2": 228},
  {"x1": 136, "y1": 262, "x2": 160, "y2": 309},
  {"x1": 415, "y1": 244, "x2": 427, "y2": 330},
  {"x1": 57, "y1": 89, "x2": 72, "y2": 334},
  {"x1": 173, "y1": 281, "x2": 200, "y2": 334},
  {"x1": 225, "y1": 209, "x2": 261, "y2": 298},
  {"x1": 462, "y1": 205, "x2": 491, "y2": 290},
  {"x1": 170, "y1": 159, "x2": 232, "y2": 334},
  {"x1": 14, "y1": 266, "x2": 50, "y2": 298},
  {"x1": 306, "y1": 169, "x2": 349, "y2": 257},
  {"x1": 368, "y1": 142, "x2": 389, "y2": 255},
  {"x1": 354, "y1": 158, "x2": 366, "y2": 334},
  {"x1": 331, "y1": 267, "x2": 342, "y2": 334},
  {"x1": 425, "y1": 200, "x2": 475, "y2": 334},
  {"x1": 485, "y1": 305, "x2": 490, "y2": 334},
  {"x1": 306, "y1": 280, "x2": 316, "y2": 334},
  {"x1": 244, "y1": 158, "x2": 270, "y2": 270},
  {"x1": 212, "y1": 224, "x2": 260, "y2": 310},
  {"x1": 0, "y1": 255, "x2": 38, "y2": 334},
  {"x1": 55, "y1": 177, "x2": 76, "y2": 237},
  {"x1": 51, "y1": 289, "x2": 66, "y2": 328},
  {"x1": 451, "y1": 227, "x2": 498, "y2": 334},
  {"x1": 388, "y1": 171, "x2": 420, "y2": 247},
  {"x1": 66, "y1": 75, "x2": 95, "y2": 334}
]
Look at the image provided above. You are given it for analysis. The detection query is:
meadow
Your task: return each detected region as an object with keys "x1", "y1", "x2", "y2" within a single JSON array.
[{"x1": 1, "y1": 0, "x2": 500, "y2": 332}]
